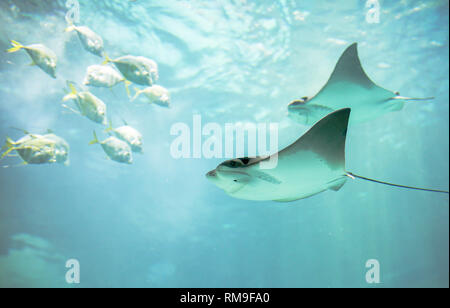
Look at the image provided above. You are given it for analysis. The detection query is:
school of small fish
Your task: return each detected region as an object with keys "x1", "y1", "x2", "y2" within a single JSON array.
[{"x1": 2, "y1": 20, "x2": 171, "y2": 166}]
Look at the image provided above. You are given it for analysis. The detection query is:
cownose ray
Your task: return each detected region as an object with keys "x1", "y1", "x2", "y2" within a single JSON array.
[
  {"x1": 206, "y1": 109, "x2": 448, "y2": 202},
  {"x1": 287, "y1": 43, "x2": 434, "y2": 125}
]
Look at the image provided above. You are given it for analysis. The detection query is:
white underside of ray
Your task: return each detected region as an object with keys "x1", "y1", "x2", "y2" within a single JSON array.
[
  {"x1": 228, "y1": 150, "x2": 347, "y2": 201},
  {"x1": 311, "y1": 81, "x2": 400, "y2": 123}
]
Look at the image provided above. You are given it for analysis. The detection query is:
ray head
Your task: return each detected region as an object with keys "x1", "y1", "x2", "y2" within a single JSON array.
[{"x1": 206, "y1": 157, "x2": 260, "y2": 194}]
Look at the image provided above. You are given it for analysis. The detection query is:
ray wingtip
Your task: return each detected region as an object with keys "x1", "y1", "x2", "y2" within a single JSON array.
[
  {"x1": 346, "y1": 42, "x2": 358, "y2": 52},
  {"x1": 334, "y1": 107, "x2": 351, "y2": 117}
]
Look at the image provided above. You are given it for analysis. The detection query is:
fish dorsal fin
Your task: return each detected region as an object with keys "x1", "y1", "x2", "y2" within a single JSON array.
[
  {"x1": 282, "y1": 108, "x2": 350, "y2": 170},
  {"x1": 325, "y1": 43, "x2": 375, "y2": 89}
]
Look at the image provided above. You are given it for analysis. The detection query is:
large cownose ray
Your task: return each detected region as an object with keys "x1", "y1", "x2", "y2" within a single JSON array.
[
  {"x1": 207, "y1": 109, "x2": 351, "y2": 202},
  {"x1": 206, "y1": 109, "x2": 449, "y2": 202},
  {"x1": 287, "y1": 43, "x2": 434, "y2": 125}
]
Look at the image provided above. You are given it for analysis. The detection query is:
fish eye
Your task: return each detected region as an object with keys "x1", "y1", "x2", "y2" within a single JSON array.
[{"x1": 301, "y1": 96, "x2": 308, "y2": 101}]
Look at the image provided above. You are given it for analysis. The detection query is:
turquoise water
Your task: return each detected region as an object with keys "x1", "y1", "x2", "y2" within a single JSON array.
[{"x1": 0, "y1": 0, "x2": 448, "y2": 288}]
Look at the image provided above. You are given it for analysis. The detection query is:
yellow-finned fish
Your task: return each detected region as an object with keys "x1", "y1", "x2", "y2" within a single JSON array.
[
  {"x1": 63, "y1": 82, "x2": 108, "y2": 125},
  {"x1": 103, "y1": 54, "x2": 158, "y2": 86},
  {"x1": 132, "y1": 85, "x2": 170, "y2": 108},
  {"x1": 89, "y1": 131, "x2": 133, "y2": 164},
  {"x1": 43, "y1": 133, "x2": 70, "y2": 165},
  {"x1": 65, "y1": 24, "x2": 104, "y2": 57},
  {"x1": 83, "y1": 64, "x2": 131, "y2": 97},
  {"x1": 6, "y1": 40, "x2": 57, "y2": 78},
  {"x1": 105, "y1": 121, "x2": 143, "y2": 153},
  {"x1": 1, "y1": 131, "x2": 69, "y2": 166}
]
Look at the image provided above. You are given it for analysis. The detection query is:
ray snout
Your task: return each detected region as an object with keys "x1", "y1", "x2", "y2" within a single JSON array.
[{"x1": 206, "y1": 169, "x2": 217, "y2": 178}]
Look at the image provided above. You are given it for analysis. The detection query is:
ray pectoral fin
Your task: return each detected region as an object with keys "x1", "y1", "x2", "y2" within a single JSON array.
[
  {"x1": 325, "y1": 43, "x2": 375, "y2": 89},
  {"x1": 284, "y1": 108, "x2": 351, "y2": 170},
  {"x1": 327, "y1": 177, "x2": 347, "y2": 191},
  {"x1": 253, "y1": 171, "x2": 282, "y2": 185},
  {"x1": 273, "y1": 197, "x2": 304, "y2": 203}
]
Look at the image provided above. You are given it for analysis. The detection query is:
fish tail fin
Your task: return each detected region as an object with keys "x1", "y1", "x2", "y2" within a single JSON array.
[
  {"x1": 63, "y1": 81, "x2": 78, "y2": 101},
  {"x1": 6, "y1": 40, "x2": 24, "y2": 53},
  {"x1": 65, "y1": 25, "x2": 76, "y2": 32},
  {"x1": 89, "y1": 131, "x2": 99, "y2": 145},
  {"x1": 104, "y1": 120, "x2": 113, "y2": 133},
  {"x1": 346, "y1": 172, "x2": 449, "y2": 194},
  {"x1": 131, "y1": 87, "x2": 142, "y2": 102},
  {"x1": 62, "y1": 94, "x2": 77, "y2": 102},
  {"x1": 67, "y1": 81, "x2": 78, "y2": 95},
  {"x1": 102, "y1": 53, "x2": 112, "y2": 65},
  {"x1": 124, "y1": 80, "x2": 132, "y2": 99},
  {"x1": 1, "y1": 137, "x2": 17, "y2": 160},
  {"x1": 61, "y1": 104, "x2": 81, "y2": 115}
]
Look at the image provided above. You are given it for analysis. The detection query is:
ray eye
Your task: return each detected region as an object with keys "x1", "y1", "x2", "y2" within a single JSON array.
[
  {"x1": 301, "y1": 96, "x2": 308, "y2": 101},
  {"x1": 227, "y1": 161, "x2": 241, "y2": 168},
  {"x1": 241, "y1": 158, "x2": 250, "y2": 164}
]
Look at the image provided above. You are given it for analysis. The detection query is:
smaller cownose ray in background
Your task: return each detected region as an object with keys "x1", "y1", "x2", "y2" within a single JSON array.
[
  {"x1": 287, "y1": 43, "x2": 434, "y2": 125},
  {"x1": 207, "y1": 109, "x2": 448, "y2": 202}
]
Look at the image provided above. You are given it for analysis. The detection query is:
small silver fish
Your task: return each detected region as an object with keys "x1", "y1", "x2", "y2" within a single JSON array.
[
  {"x1": 7, "y1": 40, "x2": 57, "y2": 78},
  {"x1": 132, "y1": 85, "x2": 170, "y2": 108},
  {"x1": 89, "y1": 131, "x2": 133, "y2": 164},
  {"x1": 63, "y1": 82, "x2": 107, "y2": 125},
  {"x1": 66, "y1": 25, "x2": 104, "y2": 57},
  {"x1": 106, "y1": 122, "x2": 143, "y2": 153},
  {"x1": 1, "y1": 132, "x2": 69, "y2": 166},
  {"x1": 103, "y1": 55, "x2": 158, "y2": 86},
  {"x1": 43, "y1": 133, "x2": 70, "y2": 166},
  {"x1": 83, "y1": 64, "x2": 131, "y2": 96}
]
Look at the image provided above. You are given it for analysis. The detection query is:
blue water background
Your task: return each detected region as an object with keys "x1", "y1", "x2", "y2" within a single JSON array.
[{"x1": 0, "y1": 0, "x2": 448, "y2": 287}]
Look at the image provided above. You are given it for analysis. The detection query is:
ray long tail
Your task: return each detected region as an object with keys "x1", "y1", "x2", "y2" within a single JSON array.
[
  {"x1": 394, "y1": 96, "x2": 435, "y2": 101},
  {"x1": 346, "y1": 172, "x2": 449, "y2": 194}
]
